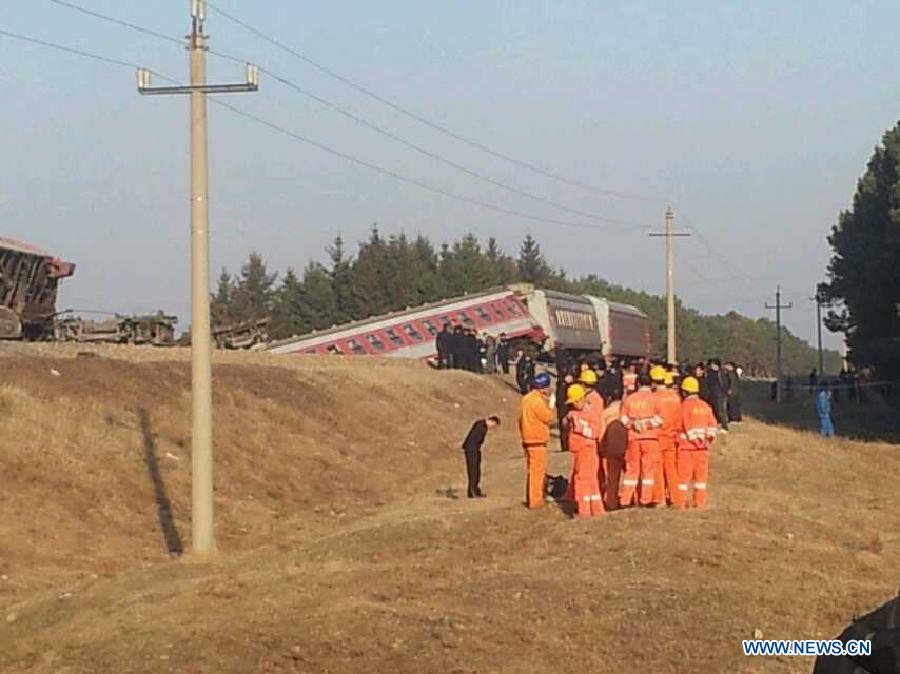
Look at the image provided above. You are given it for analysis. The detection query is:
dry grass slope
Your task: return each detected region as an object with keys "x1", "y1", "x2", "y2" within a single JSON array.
[{"x1": 0, "y1": 344, "x2": 898, "y2": 673}]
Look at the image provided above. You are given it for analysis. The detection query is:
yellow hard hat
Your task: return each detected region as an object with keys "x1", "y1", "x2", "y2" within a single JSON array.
[
  {"x1": 566, "y1": 383, "x2": 587, "y2": 405},
  {"x1": 649, "y1": 365, "x2": 667, "y2": 383},
  {"x1": 681, "y1": 376, "x2": 700, "y2": 394},
  {"x1": 664, "y1": 372, "x2": 675, "y2": 386},
  {"x1": 578, "y1": 370, "x2": 598, "y2": 386}
]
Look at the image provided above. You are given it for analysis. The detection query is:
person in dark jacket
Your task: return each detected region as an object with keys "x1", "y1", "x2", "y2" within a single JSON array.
[
  {"x1": 515, "y1": 351, "x2": 535, "y2": 394},
  {"x1": 724, "y1": 361, "x2": 743, "y2": 422},
  {"x1": 450, "y1": 325, "x2": 465, "y2": 370},
  {"x1": 704, "y1": 359, "x2": 729, "y2": 431},
  {"x1": 496, "y1": 334, "x2": 511, "y2": 374},
  {"x1": 556, "y1": 370, "x2": 575, "y2": 452},
  {"x1": 461, "y1": 416, "x2": 500, "y2": 497},
  {"x1": 463, "y1": 329, "x2": 479, "y2": 372},
  {"x1": 436, "y1": 324, "x2": 452, "y2": 369},
  {"x1": 599, "y1": 360, "x2": 623, "y2": 404}
]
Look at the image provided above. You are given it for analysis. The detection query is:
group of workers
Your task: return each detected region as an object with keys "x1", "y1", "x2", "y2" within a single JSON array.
[{"x1": 518, "y1": 361, "x2": 720, "y2": 517}]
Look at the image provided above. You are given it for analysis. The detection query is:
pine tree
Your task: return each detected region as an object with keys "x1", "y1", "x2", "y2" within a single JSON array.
[
  {"x1": 230, "y1": 252, "x2": 277, "y2": 323},
  {"x1": 301, "y1": 262, "x2": 338, "y2": 330},
  {"x1": 348, "y1": 225, "x2": 391, "y2": 318},
  {"x1": 328, "y1": 235, "x2": 354, "y2": 324},
  {"x1": 210, "y1": 268, "x2": 234, "y2": 322},
  {"x1": 485, "y1": 237, "x2": 517, "y2": 285},
  {"x1": 270, "y1": 267, "x2": 308, "y2": 338},
  {"x1": 821, "y1": 121, "x2": 900, "y2": 378},
  {"x1": 517, "y1": 234, "x2": 551, "y2": 284}
]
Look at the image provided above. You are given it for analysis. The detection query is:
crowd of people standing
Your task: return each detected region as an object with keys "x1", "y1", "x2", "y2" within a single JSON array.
[
  {"x1": 435, "y1": 324, "x2": 512, "y2": 375},
  {"x1": 516, "y1": 353, "x2": 742, "y2": 518}
]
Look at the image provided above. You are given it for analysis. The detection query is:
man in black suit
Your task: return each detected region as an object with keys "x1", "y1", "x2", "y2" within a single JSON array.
[{"x1": 460, "y1": 416, "x2": 500, "y2": 498}]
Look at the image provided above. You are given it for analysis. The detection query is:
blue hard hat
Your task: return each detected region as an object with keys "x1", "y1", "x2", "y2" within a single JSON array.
[{"x1": 532, "y1": 372, "x2": 551, "y2": 389}]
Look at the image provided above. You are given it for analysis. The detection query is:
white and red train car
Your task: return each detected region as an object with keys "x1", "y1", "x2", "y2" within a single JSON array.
[
  {"x1": 267, "y1": 286, "x2": 543, "y2": 358},
  {"x1": 268, "y1": 283, "x2": 652, "y2": 361}
]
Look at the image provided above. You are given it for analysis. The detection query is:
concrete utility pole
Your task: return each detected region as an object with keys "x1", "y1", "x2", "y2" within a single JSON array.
[
  {"x1": 137, "y1": 0, "x2": 258, "y2": 557},
  {"x1": 649, "y1": 204, "x2": 690, "y2": 365},
  {"x1": 810, "y1": 292, "x2": 825, "y2": 376},
  {"x1": 766, "y1": 285, "x2": 792, "y2": 403}
]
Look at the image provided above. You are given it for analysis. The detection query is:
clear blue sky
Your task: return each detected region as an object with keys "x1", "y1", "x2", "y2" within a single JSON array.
[{"x1": 4, "y1": 0, "x2": 898, "y2": 352}]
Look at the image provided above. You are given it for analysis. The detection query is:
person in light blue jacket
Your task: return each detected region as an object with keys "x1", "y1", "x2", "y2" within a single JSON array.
[{"x1": 816, "y1": 387, "x2": 834, "y2": 438}]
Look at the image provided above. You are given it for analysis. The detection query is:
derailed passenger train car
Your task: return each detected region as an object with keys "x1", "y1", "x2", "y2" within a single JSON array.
[
  {"x1": 269, "y1": 283, "x2": 652, "y2": 362},
  {"x1": 0, "y1": 237, "x2": 75, "y2": 340}
]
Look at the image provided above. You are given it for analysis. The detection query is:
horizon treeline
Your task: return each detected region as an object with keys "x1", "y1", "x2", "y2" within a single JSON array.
[{"x1": 211, "y1": 226, "x2": 840, "y2": 374}]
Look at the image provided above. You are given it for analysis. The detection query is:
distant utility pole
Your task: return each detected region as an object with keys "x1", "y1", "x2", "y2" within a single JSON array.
[
  {"x1": 649, "y1": 204, "x2": 690, "y2": 364},
  {"x1": 809, "y1": 292, "x2": 825, "y2": 376},
  {"x1": 766, "y1": 285, "x2": 792, "y2": 403},
  {"x1": 137, "y1": 0, "x2": 259, "y2": 557}
]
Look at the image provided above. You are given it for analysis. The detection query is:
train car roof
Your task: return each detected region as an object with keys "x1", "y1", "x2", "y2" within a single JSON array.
[
  {"x1": 605, "y1": 299, "x2": 649, "y2": 318},
  {"x1": 0, "y1": 237, "x2": 54, "y2": 258},
  {"x1": 539, "y1": 288, "x2": 595, "y2": 305}
]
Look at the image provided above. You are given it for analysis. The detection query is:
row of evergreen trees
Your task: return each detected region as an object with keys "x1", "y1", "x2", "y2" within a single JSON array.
[{"x1": 212, "y1": 227, "x2": 837, "y2": 374}]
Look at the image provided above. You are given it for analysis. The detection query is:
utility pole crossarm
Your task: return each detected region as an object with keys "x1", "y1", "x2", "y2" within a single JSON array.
[{"x1": 137, "y1": 0, "x2": 257, "y2": 558}]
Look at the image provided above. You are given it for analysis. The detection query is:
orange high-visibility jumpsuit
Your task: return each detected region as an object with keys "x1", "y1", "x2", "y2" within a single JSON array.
[
  {"x1": 676, "y1": 395, "x2": 719, "y2": 509},
  {"x1": 619, "y1": 386, "x2": 663, "y2": 506},
  {"x1": 652, "y1": 387, "x2": 683, "y2": 507},
  {"x1": 519, "y1": 390, "x2": 554, "y2": 509},
  {"x1": 564, "y1": 389, "x2": 605, "y2": 503},
  {"x1": 584, "y1": 389, "x2": 606, "y2": 493},
  {"x1": 565, "y1": 408, "x2": 604, "y2": 517}
]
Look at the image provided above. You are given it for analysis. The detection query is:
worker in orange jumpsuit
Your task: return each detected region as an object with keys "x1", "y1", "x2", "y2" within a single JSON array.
[
  {"x1": 579, "y1": 369, "x2": 606, "y2": 493},
  {"x1": 651, "y1": 367, "x2": 684, "y2": 507},
  {"x1": 676, "y1": 376, "x2": 719, "y2": 509},
  {"x1": 619, "y1": 371, "x2": 663, "y2": 507},
  {"x1": 518, "y1": 372, "x2": 555, "y2": 509},
  {"x1": 564, "y1": 384, "x2": 604, "y2": 518}
]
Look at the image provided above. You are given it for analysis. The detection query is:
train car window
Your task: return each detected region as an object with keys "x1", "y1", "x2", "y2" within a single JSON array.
[
  {"x1": 439, "y1": 315, "x2": 452, "y2": 327},
  {"x1": 366, "y1": 334, "x2": 386, "y2": 351},
  {"x1": 347, "y1": 339, "x2": 366, "y2": 355},
  {"x1": 505, "y1": 300, "x2": 521, "y2": 316},
  {"x1": 327, "y1": 343, "x2": 343, "y2": 355},
  {"x1": 492, "y1": 303, "x2": 506, "y2": 318},
  {"x1": 402, "y1": 323, "x2": 423, "y2": 341},
  {"x1": 456, "y1": 311, "x2": 474, "y2": 325},
  {"x1": 422, "y1": 320, "x2": 439, "y2": 336},
  {"x1": 475, "y1": 307, "x2": 492, "y2": 322},
  {"x1": 385, "y1": 328, "x2": 404, "y2": 346}
]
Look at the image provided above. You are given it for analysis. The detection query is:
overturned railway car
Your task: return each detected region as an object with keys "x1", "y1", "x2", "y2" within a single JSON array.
[
  {"x1": 268, "y1": 283, "x2": 652, "y2": 362},
  {"x1": 0, "y1": 237, "x2": 75, "y2": 340},
  {"x1": 268, "y1": 286, "x2": 543, "y2": 358}
]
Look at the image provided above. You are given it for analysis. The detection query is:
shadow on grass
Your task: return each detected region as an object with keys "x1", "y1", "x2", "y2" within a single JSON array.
[
  {"x1": 138, "y1": 408, "x2": 183, "y2": 557},
  {"x1": 740, "y1": 381, "x2": 900, "y2": 444}
]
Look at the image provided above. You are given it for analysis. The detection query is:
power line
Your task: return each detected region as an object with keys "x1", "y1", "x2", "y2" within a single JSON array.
[
  {"x1": 43, "y1": 0, "x2": 651, "y2": 228},
  {"x1": 208, "y1": 49, "x2": 647, "y2": 228},
  {"x1": 205, "y1": 0, "x2": 665, "y2": 204},
  {"x1": 35, "y1": 2, "x2": 651, "y2": 231},
  {"x1": 0, "y1": 27, "x2": 142, "y2": 70},
  {"x1": 47, "y1": 0, "x2": 184, "y2": 46},
  {"x1": 208, "y1": 98, "x2": 642, "y2": 231}
]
